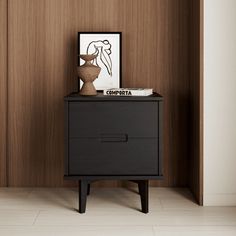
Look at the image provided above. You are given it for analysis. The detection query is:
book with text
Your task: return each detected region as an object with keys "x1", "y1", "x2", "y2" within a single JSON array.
[{"x1": 103, "y1": 88, "x2": 153, "y2": 96}]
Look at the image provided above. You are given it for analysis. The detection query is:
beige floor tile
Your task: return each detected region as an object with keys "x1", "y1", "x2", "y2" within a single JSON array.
[
  {"x1": 34, "y1": 210, "x2": 156, "y2": 226},
  {"x1": 52, "y1": 228, "x2": 154, "y2": 236},
  {"x1": 153, "y1": 226, "x2": 236, "y2": 236},
  {"x1": 53, "y1": 226, "x2": 154, "y2": 236},
  {"x1": 0, "y1": 188, "x2": 32, "y2": 199},
  {"x1": 35, "y1": 210, "x2": 236, "y2": 226},
  {"x1": 34, "y1": 208, "x2": 236, "y2": 226},
  {"x1": 0, "y1": 187, "x2": 236, "y2": 231},
  {"x1": 0, "y1": 227, "x2": 54, "y2": 236},
  {"x1": 160, "y1": 198, "x2": 199, "y2": 209},
  {"x1": 0, "y1": 210, "x2": 39, "y2": 226},
  {"x1": 0, "y1": 195, "x2": 76, "y2": 211},
  {"x1": 0, "y1": 226, "x2": 154, "y2": 236},
  {"x1": 0, "y1": 188, "x2": 77, "y2": 211},
  {"x1": 150, "y1": 208, "x2": 236, "y2": 226},
  {"x1": 150, "y1": 188, "x2": 193, "y2": 199}
]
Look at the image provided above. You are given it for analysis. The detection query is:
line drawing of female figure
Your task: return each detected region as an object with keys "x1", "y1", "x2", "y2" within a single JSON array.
[{"x1": 86, "y1": 40, "x2": 112, "y2": 76}]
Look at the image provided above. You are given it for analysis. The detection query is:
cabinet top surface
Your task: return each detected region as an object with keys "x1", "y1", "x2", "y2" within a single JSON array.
[{"x1": 64, "y1": 92, "x2": 163, "y2": 101}]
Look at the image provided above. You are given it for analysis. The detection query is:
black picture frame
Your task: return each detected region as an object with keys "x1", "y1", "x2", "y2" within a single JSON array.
[{"x1": 78, "y1": 31, "x2": 122, "y2": 92}]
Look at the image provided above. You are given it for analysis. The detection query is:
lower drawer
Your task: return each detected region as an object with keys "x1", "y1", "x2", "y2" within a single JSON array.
[{"x1": 69, "y1": 138, "x2": 159, "y2": 175}]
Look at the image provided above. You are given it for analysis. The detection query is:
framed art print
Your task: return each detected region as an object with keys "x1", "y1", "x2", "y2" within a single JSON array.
[{"x1": 78, "y1": 32, "x2": 122, "y2": 91}]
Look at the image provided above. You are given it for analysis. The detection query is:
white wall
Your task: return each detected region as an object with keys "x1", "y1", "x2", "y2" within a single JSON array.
[{"x1": 204, "y1": 0, "x2": 236, "y2": 206}]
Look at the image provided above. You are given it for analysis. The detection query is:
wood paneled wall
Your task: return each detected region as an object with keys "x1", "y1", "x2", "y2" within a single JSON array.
[
  {"x1": 0, "y1": 0, "x2": 201, "y2": 188},
  {"x1": 0, "y1": 0, "x2": 7, "y2": 187},
  {"x1": 188, "y1": 0, "x2": 203, "y2": 204},
  {"x1": 8, "y1": 0, "x2": 77, "y2": 186}
]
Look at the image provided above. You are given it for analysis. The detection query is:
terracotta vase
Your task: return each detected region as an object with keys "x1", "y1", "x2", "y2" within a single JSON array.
[{"x1": 78, "y1": 54, "x2": 101, "y2": 96}]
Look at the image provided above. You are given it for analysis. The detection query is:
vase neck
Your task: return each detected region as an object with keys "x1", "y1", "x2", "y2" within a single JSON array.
[{"x1": 83, "y1": 60, "x2": 93, "y2": 66}]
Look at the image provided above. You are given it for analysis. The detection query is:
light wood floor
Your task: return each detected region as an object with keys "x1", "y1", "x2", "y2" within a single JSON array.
[{"x1": 0, "y1": 187, "x2": 236, "y2": 235}]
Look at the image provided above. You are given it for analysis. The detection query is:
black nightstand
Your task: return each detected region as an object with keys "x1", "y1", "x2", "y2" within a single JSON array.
[{"x1": 64, "y1": 92, "x2": 163, "y2": 213}]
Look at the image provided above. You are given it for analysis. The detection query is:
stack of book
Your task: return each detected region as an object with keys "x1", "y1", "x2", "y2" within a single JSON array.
[{"x1": 103, "y1": 88, "x2": 153, "y2": 96}]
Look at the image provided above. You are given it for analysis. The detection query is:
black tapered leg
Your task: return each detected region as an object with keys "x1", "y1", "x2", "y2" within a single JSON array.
[
  {"x1": 79, "y1": 180, "x2": 88, "y2": 213},
  {"x1": 137, "y1": 181, "x2": 142, "y2": 195},
  {"x1": 138, "y1": 180, "x2": 149, "y2": 213},
  {"x1": 87, "y1": 183, "x2": 91, "y2": 195}
]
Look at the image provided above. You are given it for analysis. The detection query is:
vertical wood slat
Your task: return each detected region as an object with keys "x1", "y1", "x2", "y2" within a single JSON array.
[
  {"x1": 7, "y1": 0, "x2": 191, "y2": 187},
  {"x1": 199, "y1": 0, "x2": 204, "y2": 205},
  {"x1": 188, "y1": 0, "x2": 203, "y2": 204},
  {"x1": 0, "y1": 0, "x2": 7, "y2": 186},
  {"x1": 8, "y1": 0, "x2": 76, "y2": 186}
]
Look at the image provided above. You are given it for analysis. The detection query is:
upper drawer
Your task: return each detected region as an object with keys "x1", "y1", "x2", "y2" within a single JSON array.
[{"x1": 69, "y1": 101, "x2": 158, "y2": 138}]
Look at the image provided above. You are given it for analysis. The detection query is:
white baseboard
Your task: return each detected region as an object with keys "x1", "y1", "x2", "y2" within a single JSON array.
[{"x1": 204, "y1": 193, "x2": 236, "y2": 206}]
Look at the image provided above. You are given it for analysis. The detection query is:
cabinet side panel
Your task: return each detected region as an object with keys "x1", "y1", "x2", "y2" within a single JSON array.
[
  {"x1": 64, "y1": 101, "x2": 69, "y2": 176},
  {"x1": 188, "y1": 0, "x2": 203, "y2": 205},
  {"x1": 158, "y1": 101, "x2": 163, "y2": 176}
]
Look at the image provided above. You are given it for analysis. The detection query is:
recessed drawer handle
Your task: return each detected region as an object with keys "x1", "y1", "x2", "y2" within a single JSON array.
[{"x1": 100, "y1": 134, "x2": 128, "y2": 143}]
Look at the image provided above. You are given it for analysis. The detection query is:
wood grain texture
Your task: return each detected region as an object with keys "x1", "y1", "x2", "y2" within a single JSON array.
[
  {"x1": 0, "y1": 0, "x2": 7, "y2": 186},
  {"x1": 8, "y1": 0, "x2": 77, "y2": 186},
  {"x1": 188, "y1": 0, "x2": 203, "y2": 204},
  {"x1": 8, "y1": 0, "x2": 191, "y2": 187},
  {"x1": 199, "y1": 0, "x2": 204, "y2": 205}
]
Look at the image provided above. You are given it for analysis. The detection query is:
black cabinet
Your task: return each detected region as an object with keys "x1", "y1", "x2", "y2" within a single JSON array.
[{"x1": 64, "y1": 93, "x2": 163, "y2": 213}]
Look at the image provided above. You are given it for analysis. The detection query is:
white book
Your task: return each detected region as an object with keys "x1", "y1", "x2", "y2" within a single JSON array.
[{"x1": 103, "y1": 88, "x2": 153, "y2": 96}]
